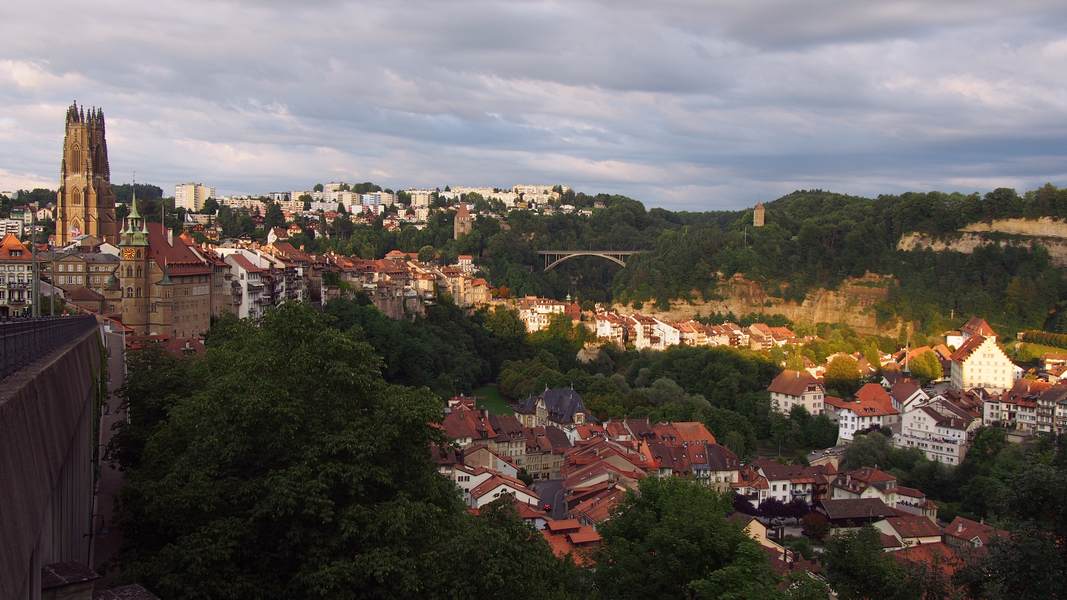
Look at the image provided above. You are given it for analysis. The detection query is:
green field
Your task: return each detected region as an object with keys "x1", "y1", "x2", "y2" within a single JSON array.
[
  {"x1": 1008, "y1": 341, "x2": 1067, "y2": 362},
  {"x1": 473, "y1": 384, "x2": 513, "y2": 415}
]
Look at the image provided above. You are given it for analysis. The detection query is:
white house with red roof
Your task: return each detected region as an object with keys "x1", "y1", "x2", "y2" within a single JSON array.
[
  {"x1": 950, "y1": 333, "x2": 1015, "y2": 392},
  {"x1": 767, "y1": 370, "x2": 826, "y2": 416},
  {"x1": 468, "y1": 473, "x2": 540, "y2": 509},
  {"x1": 824, "y1": 384, "x2": 900, "y2": 441}
]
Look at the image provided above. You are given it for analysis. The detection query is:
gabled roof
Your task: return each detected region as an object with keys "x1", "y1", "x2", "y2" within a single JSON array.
[
  {"x1": 943, "y1": 516, "x2": 1009, "y2": 547},
  {"x1": 146, "y1": 223, "x2": 211, "y2": 275},
  {"x1": 826, "y1": 384, "x2": 898, "y2": 417},
  {"x1": 883, "y1": 514, "x2": 941, "y2": 539},
  {"x1": 469, "y1": 473, "x2": 539, "y2": 501},
  {"x1": 767, "y1": 370, "x2": 822, "y2": 397},
  {"x1": 819, "y1": 498, "x2": 897, "y2": 520},
  {"x1": 962, "y1": 317, "x2": 997, "y2": 339},
  {"x1": 0, "y1": 233, "x2": 31, "y2": 261},
  {"x1": 951, "y1": 335, "x2": 987, "y2": 362}
]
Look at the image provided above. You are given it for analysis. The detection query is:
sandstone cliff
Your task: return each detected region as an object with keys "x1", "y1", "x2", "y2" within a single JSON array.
[
  {"x1": 614, "y1": 272, "x2": 901, "y2": 336},
  {"x1": 898, "y1": 217, "x2": 1067, "y2": 267}
]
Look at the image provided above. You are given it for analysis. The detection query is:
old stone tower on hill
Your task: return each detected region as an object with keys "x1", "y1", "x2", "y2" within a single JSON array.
[
  {"x1": 753, "y1": 202, "x2": 765, "y2": 227},
  {"x1": 56, "y1": 102, "x2": 118, "y2": 245}
]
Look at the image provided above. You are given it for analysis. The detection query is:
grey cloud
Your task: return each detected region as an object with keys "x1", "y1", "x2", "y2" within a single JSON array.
[{"x1": 0, "y1": 1, "x2": 1065, "y2": 209}]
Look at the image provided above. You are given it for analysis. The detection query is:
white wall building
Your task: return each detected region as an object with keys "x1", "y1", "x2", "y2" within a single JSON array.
[
  {"x1": 767, "y1": 370, "x2": 826, "y2": 416},
  {"x1": 950, "y1": 336, "x2": 1015, "y2": 392},
  {"x1": 175, "y1": 183, "x2": 216, "y2": 212}
]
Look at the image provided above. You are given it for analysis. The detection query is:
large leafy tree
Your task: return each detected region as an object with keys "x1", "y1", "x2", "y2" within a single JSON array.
[
  {"x1": 594, "y1": 477, "x2": 784, "y2": 599},
  {"x1": 116, "y1": 304, "x2": 579, "y2": 599},
  {"x1": 824, "y1": 355, "x2": 861, "y2": 397}
]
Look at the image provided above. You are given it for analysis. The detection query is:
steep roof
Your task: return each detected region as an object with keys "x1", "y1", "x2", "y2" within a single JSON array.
[
  {"x1": 767, "y1": 369, "x2": 822, "y2": 397},
  {"x1": 517, "y1": 387, "x2": 587, "y2": 424},
  {"x1": 950, "y1": 335, "x2": 987, "y2": 362},
  {"x1": 826, "y1": 384, "x2": 898, "y2": 417},
  {"x1": 146, "y1": 223, "x2": 211, "y2": 276},
  {"x1": 962, "y1": 317, "x2": 997, "y2": 339},
  {"x1": 943, "y1": 516, "x2": 1009, "y2": 547},
  {"x1": 228, "y1": 253, "x2": 265, "y2": 274},
  {"x1": 0, "y1": 233, "x2": 31, "y2": 261}
]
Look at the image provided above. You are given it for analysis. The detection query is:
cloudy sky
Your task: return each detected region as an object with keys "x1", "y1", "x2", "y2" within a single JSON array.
[{"x1": 1, "y1": 1, "x2": 1066, "y2": 210}]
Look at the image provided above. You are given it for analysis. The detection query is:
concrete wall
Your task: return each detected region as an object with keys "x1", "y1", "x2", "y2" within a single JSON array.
[{"x1": 0, "y1": 327, "x2": 101, "y2": 600}]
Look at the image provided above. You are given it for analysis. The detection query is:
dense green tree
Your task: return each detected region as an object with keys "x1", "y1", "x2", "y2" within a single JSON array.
[
  {"x1": 116, "y1": 304, "x2": 584, "y2": 599},
  {"x1": 263, "y1": 201, "x2": 285, "y2": 232},
  {"x1": 824, "y1": 355, "x2": 861, "y2": 397},
  {"x1": 822, "y1": 527, "x2": 915, "y2": 600},
  {"x1": 908, "y1": 350, "x2": 943, "y2": 383},
  {"x1": 595, "y1": 477, "x2": 784, "y2": 599},
  {"x1": 200, "y1": 197, "x2": 219, "y2": 215}
]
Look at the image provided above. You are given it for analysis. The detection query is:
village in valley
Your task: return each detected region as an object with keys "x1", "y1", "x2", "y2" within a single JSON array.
[{"x1": 5, "y1": 101, "x2": 1067, "y2": 599}]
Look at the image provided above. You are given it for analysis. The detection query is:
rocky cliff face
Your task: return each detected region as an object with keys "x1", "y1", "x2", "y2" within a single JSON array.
[
  {"x1": 614, "y1": 272, "x2": 901, "y2": 336},
  {"x1": 898, "y1": 217, "x2": 1067, "y2": 267}
]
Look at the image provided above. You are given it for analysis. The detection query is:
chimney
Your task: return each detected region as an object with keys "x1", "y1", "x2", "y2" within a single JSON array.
[{"x1": 167, "y1": 228, "x2": 174, "y2": 246}]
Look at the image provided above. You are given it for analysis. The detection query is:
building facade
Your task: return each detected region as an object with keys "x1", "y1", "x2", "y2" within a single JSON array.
[
  {"x1": 174, "y1": 183, "x2": 216, "y2": 212},
  {"x1": 0, "y1": 233, "x2": 32, "y2": 316},
  {"x1": 950, "y1": 335, "x2": 1015, "y2": 392}
]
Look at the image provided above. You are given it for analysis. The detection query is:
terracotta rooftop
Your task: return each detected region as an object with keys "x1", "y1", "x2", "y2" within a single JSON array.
[{"x1": 767, "y1": 369, "x2": 822, "y2": 397}]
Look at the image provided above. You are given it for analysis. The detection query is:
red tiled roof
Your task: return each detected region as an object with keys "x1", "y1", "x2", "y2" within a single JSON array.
[
  {"x1": 943, "y1": 516, "x2": 1009, "y2": 547},
  {"x1": 0, "y1": 233, "x2": 31, "y2": 261},
  {"x1": 545, "y1": 519, "x2": 582, "y2": 532},
  {"x1": 883, "y1": 515, "x2": 941, "y2": 539},
  {"x1": 228, "y1": 253, "x2": 265, "y2": 273},
  {"x1": 951, "y1": 335, "x2": 986, "y2": 362},
  {"x1": 146, "y1": 223, "x2": 211, "y2": 275},
  {"x1": 767, "y1": 370, "x2": 822, "y2": 397},
  {"x1": 962, "y1": 317, "x2": 997, "y2": 338},
  {"x1": 826, "y1": 384, "x2": 898, "y2": 417},
  {"x1": 891, "y1": 543, "x2": 964, "y2": 578}
]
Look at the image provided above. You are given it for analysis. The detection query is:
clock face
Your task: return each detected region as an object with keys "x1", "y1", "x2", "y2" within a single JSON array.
[{"x1": 122, "y1": 248, "x2": 137, "y2": 260}]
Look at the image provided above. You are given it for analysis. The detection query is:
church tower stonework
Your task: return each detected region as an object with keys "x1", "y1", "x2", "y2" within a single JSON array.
[{"x1": 57, "y1": 102, "x2": 118, "y2": 245}]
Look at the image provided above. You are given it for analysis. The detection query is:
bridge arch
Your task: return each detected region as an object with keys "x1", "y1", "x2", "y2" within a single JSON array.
[{"x1": 537, "y1": 250, "x2": 646, "y2": 272}]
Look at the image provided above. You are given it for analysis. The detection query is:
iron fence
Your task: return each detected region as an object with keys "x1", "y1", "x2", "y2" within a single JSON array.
[{"x1": 0, "y1": 315, "x2": 97, "y2": 380}]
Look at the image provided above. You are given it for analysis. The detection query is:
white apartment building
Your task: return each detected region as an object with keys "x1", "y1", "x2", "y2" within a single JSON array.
[
  {"x1": 629, "y1": 314, "x2": 680, "y2": 350},
  {"x1": 220, "y1": 250, "x2": 266, "y2": 320},
  {"x1": 175, "y1": 183, "x2": 216, "y2": 212},
  {"x1": 406, "y1": 189, "x2": 435, "y2": 208},
  {"x1": 595, "y1": 312, "x2": 628, "y2": 345},
  {"x1": 0, "y1": 219, "x2": 23, "y2": 238},
  {"x1": 950, "y1": 335, "x2": 1015, "y2": 392},
  {"x1": 515, "y1": 296, "x2": 566, "y2": 333},
  {"x1": 896, "y1": 400, "x2": 976, "y2": 465}
]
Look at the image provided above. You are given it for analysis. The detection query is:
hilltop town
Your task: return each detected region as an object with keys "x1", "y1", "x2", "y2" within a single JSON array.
[{"x1": 4, "y1": 103, "x2": 1067, "y2": 599}]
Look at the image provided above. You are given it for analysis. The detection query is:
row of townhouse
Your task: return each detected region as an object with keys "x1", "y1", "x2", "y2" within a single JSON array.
[
  {"x1": 768, "y1": 369, "x2": 985, "y2": 464},
  {"x1": 325, "y1": 249, "x2": 492, "y2": 317},
  {"x1": 593, "y1": 311, "x2": 791, "y2": 351},
  {"x1": 511, "y1": 296, "x2": 580, "y2": 333}
]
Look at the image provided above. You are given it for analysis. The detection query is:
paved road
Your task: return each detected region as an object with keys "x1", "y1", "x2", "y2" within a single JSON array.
[
  {"x1": 91, "y1": 330, "x2": 127, "y2": 578},
  {"x1": 532, "y1": 479, "x2": 567, "y2": 519}
]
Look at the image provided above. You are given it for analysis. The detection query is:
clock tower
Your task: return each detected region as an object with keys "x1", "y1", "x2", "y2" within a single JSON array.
[{"x1": 118, "y1": 194, "x2": 150, "y2": 332}]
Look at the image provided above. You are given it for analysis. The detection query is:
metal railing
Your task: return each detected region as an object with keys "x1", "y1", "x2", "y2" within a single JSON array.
[{"x1": 0, "y1": 315, "x2": 97, "y2": 380}]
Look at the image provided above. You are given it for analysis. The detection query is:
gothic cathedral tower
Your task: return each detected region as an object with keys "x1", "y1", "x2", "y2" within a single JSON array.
[
  {"x1": 57, "y1": 102, "x2": 118, "y2": 245},
  {"x1": 118, "y1": 195, "x2": 150, "y2": 332}
]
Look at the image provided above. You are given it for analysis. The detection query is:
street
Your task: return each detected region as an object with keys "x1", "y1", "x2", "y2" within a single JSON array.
[{"x1": 532, "y1": 479, "x2": 567, "y2": 520}]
